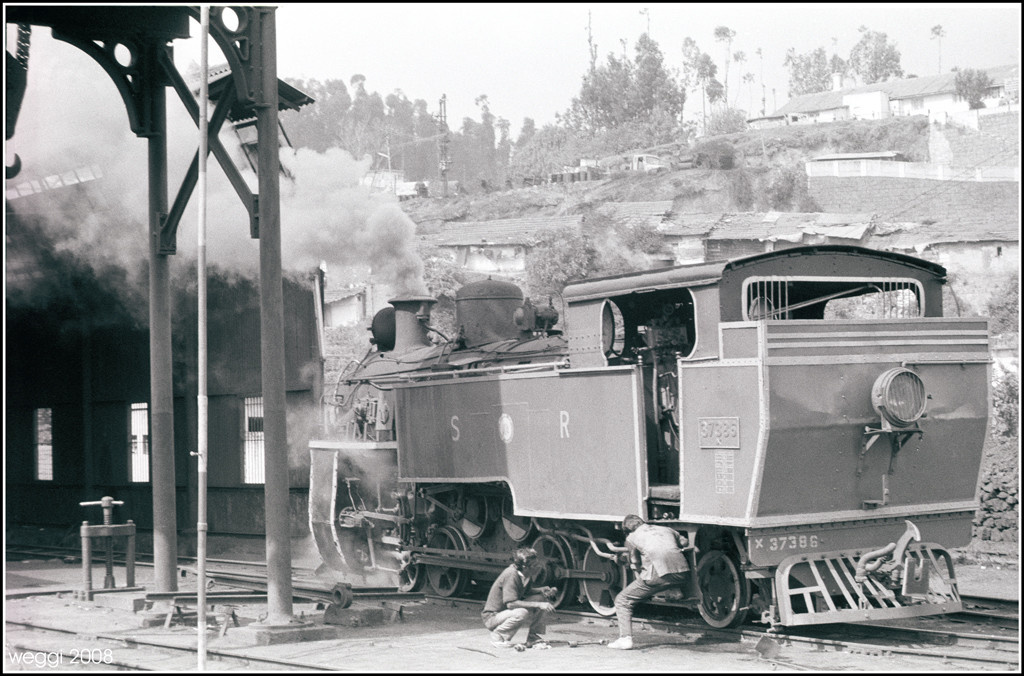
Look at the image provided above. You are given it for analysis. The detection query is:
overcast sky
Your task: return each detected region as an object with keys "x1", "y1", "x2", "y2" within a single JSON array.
[
  {"x1": 6, "y1": 2, "x2": 1021, "y2": 142},
  {"x1": 166, "y1": 2, "x2": 1021, "y2": 136}
]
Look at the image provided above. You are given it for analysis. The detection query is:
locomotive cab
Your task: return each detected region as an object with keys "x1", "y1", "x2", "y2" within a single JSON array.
[{"x1": 563, "y1": 245, "x2": 988, "y2": 627}]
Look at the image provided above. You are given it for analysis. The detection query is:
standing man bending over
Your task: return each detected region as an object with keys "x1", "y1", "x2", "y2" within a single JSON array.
[
  {"x1": 608, "y1": 515, "x2": 690, "y2": 650},
  {"x1": 482, "y1": 547, "x2": 557, "y2": 649}
]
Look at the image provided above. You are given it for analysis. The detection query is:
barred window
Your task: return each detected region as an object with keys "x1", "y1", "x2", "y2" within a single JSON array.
[
  {"x1": 243, "y1": 396, "x2": 265, "y2": 484},
  {"x1": 744, "y1": 277, "x2": 923, "y2": 321},
  {"x1": 35, "y1": 408, "x2": 53, "y2": 481},
  {"x1": 129, "y1": 402, "x2": 150, "y2": 482}
]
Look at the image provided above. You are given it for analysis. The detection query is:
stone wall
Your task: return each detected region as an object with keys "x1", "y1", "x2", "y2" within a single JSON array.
[
  {"x1": 808, "y1": 176, "x2": 1019, "y2": 224},
  {"x1": 975, "y1": 458, "x2": 1019, "y2": 543},
  {"x1": 934, "y1": 111, "x2": 1020, "y2": 169}
]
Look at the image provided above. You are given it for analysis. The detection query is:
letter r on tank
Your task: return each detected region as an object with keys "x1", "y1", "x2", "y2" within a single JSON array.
[
  {"x1": 450, "y1": 415, "x2": 460, "y2": 441},
  {"x1": 560, "y1": 410, "x2": 570, "y2": 438}
]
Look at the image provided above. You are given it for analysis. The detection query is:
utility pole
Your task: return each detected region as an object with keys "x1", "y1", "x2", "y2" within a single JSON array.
[{"x1": 437, "y1": 94, "x2": 449, "y2": 198}]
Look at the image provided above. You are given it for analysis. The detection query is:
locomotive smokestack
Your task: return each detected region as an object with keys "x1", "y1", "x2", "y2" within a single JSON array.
[{"x1": 389, "y1": 295, "x2": 436, "y2": 354}]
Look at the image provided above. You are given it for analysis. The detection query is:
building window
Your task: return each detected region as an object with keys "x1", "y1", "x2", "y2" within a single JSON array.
[
  {"x1": 34, "y1": 408, "x2": 53, "y2": 481},
  {"x1": 129, "y1": 402, "x2": 150, "y2": 483},
  {"x1": 243, "y1": 396, "x2": 265, "y2": 484}
]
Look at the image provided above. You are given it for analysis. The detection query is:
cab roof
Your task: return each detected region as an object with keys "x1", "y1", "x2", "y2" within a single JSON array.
[{"x1": 561, "y1": 245, "x2": 947, "y2": 303}]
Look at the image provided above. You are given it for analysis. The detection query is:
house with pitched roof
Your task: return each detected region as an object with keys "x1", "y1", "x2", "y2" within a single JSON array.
[
  {"x1": 765, "y1": 64, "x2": 1019, "y2": 126},
  {"x1": 419, "y1": 215, "x2": 584, "y2": 275}
]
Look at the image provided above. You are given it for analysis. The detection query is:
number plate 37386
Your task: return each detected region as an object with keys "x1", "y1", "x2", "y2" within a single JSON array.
[{"x1": 698, "y1": 417, "x2": 739, "y2": 448}]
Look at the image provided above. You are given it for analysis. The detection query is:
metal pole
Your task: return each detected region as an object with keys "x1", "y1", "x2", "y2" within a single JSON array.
[
  {"x1": 256, "y1": 7, "x2": 294, "y2": 625},
  {"x1": 147, "y1": 39, "x2": 178, "y2": 595},
  {"x1": 196, "y1": 6, "x2": 210, "y2": 668}
]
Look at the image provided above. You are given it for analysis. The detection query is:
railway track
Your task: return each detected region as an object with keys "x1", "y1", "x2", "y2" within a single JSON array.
[
  {"x1": 4, "y1": 619, "x2": 336, "y2": 671},
  {"x1": 7, "y1": 544, "x2": 1019, "y2": 670},
  {"x1": 422, "y1": 589, "x2": 1019, "y2": 670}
]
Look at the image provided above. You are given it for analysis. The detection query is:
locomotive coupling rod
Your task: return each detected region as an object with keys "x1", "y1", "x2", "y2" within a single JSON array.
[{"x1": 414, "y1": 554, "x2": 507, "y2": 574}]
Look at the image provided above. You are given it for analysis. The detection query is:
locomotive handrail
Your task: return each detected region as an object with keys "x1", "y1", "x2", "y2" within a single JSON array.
[
  {"x1": 534, "y1": 520, "x2": 627, "y2": 560},
  {"x1": 901, "y1": 357, "x2": 993, "y2": 366},
  {"x1": 342, "y1": 360, "x2": 572, "y2": 386}
]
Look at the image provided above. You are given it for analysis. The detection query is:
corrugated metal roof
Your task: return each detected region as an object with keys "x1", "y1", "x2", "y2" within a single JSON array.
[
  {"x1": 597, "y1": 201, "x2": 673, "y2": 229},
  {"x1": 707, "y1": 212, "x2": 873, "y2": 241},
  {"x1": 775, "y1": 64, "x2": 1019, "y2": 115},
  {"x1": 598, "y1": 201, "x2": 674, "y2": 218},
  {"x1": 199, "y1": 63, "x2": 315, "y2": 125},
  {"x1": 810, "y1": 151, "x2": 904, "y2": 161},
  {"x1": 659, "y1": 213, "x2": 723, "y2": 236},
  {"x1": 324, "y1": 287, "x2": 365, "y2": 304},
  {"x1": 868, "y1": 221, "x2": 1018, "y2": 250},
  {"x1": 420, "y1": 215, "x2": 583, "y2": 246}
]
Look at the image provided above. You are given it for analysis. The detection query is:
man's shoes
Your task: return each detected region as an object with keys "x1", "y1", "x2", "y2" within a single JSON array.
[
  {"x1": 607, "y1": 636, "x2": 634, "y2": 650},
  {"x1": 490, "y1": 632, "x2": 513, "y2": 648},
  {"x1": 527, "y1": 641, "x2": 551, "y2": 650}
]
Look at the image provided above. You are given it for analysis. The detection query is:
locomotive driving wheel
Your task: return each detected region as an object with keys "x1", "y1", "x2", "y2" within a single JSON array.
[
  {"x1": 695, "y1": 550, "x2": 750, "y2": 628},
  {"x1": 458, "y1": 494, "x2": 493, "y2": 541},
  {"x1": 500, "y1": 496, "x2": 533, "y2": 542},
  {"x1": 398, "y1": 559, "x2": 423, "y2": 592},
  {"x1": 581, "y1": 546, "x2": 624, "y2": 616},
  {"x1": 530, "y1": 534, "x2": 577, "y2": 608},
  {"x1": 426, "y1": 526, "x2": 470, "y2": 597}
]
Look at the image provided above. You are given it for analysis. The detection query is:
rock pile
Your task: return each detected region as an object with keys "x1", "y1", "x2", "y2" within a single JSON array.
[{"x1": 974, "y1": 462, "x2": 1019, "y2": 542}]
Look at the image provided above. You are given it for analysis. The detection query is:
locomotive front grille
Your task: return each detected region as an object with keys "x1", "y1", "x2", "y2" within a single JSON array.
[{"x1": 774, "y1": 543, "x2": 961, "y2": 626}]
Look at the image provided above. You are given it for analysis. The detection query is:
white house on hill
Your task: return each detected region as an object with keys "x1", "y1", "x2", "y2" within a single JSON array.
[{"x1": 761, "y1": 64, "x2": 1019, "y2": 126}]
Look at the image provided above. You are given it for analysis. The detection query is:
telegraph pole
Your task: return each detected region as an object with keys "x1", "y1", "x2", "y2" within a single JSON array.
[{"x1": 437, "y1": 94, "x2": 449, "y2": 198}]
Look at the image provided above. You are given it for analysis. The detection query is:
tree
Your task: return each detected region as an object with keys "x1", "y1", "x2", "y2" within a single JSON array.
[
  {"x1": 714, "y1": 25, "x2": 736, "y2": 104},
  {"x1": 755, "y1": 47, "x2": 766, "y2": 116},
  {"x1": 564, "y1": 33, "x2": 684, "y2": 135},
  {"x1": 280, "y1": 77, "x2": 352, "y2": 152},
  {"x1": 526, "y1": 228, "x2": 598, "y2": 298},
  {"x1": 731, "y1": 50, "x2": 750, "y2": 108},
  {"x1": 930, "y1": 24, "x2": 946, "y2": 75},
  {"x1": 784, "y1": 47, "x2": 833, "y2": 96},
  {"x1": 507, "y1": 124, "x2": 582, "y2": 183},
  {"x1": 683, "y1": 45, "x2": 721, "y2": 132},
  {"x1": 848, "y1": 26, "x2": 904, "y2": 85},
  {"x1": 705, "y1": 107, "x2": 748, "y2": 136},
  {"x1": 955, "y1": 68, "x2": 996, "y2": 109}
]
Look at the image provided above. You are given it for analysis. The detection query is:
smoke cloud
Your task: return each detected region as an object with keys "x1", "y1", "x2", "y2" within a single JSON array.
[{"x1": 6, "y1": 32, "x2": 427, "y2": 309}]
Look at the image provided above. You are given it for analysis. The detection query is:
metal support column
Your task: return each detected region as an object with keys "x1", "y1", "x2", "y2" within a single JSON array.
[
  {"x1": 255, "y1": 7, "x2": 293, "y2": 624},
  {"x1": 146, "y1": 41, "x2": 178, "y2": 594}
]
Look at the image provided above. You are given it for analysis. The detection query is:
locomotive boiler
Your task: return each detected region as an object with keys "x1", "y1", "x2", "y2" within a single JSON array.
[{"x1": 308, "y1": 245, "x2": 990, "y2": 629}]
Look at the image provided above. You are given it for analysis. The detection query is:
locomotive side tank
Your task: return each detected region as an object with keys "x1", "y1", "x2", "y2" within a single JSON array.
[{"x1": 310, "y1": 245, "x2": 990, "y2": 629}]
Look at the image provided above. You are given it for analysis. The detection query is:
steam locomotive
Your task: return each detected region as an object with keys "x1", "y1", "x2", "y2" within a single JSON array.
[{"x1": 309, "y1": 244, "x2": 989, "y2": 629}]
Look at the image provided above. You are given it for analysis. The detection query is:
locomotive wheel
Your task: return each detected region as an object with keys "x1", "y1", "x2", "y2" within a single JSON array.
[
  {"x1": 398, "y1": 562, "x2": 424, "y2": 592},
  {"x1": 530, "y1": 534, "x2": 577, "y2": 608},
  {"x1": 695, "y1": 550, "x2": 750, "y2": 628},
  {"x1": 426, "y1": 526, "x2": 470, "y2": 597},
  {"x1": 581, "y1": 546, "x2": 623, "y2": 616},
  {"x1": 459, "y1": 494, "x2": 492, "y2": 540},
  {"x1": 500, "y1": 496, "x2": 533, "y2": 542}
]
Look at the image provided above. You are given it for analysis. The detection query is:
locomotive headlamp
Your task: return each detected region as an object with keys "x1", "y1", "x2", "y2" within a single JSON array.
[{"x1": 871, "y1": 367, "x2": 927, "y2": 427}]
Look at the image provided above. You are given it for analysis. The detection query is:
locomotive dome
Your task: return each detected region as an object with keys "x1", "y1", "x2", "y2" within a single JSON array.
[{"x1": 455, "y1": 278, "x2": 524, "y2": 347}]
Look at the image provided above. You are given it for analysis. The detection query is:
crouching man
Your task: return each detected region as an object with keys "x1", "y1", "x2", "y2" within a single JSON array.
[{"x1": 482, "y1": 547, "x2": 557, "y2": 649}]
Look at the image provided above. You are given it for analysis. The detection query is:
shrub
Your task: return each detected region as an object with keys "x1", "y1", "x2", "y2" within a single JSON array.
[{"x1": 692, "y1": 139, "x2": 735, "y2": 169}]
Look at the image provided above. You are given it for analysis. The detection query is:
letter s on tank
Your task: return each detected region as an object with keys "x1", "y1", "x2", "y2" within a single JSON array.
[{"x1": 450, "y1": 415, "x2": 460, "y2": 441}]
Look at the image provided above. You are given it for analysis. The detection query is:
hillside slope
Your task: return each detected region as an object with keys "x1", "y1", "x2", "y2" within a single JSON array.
[{"x1": 403, "y1": 115, "x2": 935, "y2": 223}]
